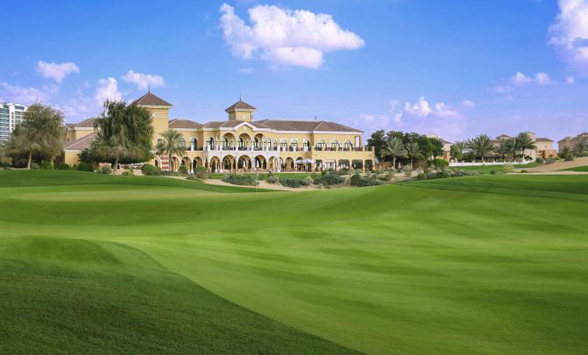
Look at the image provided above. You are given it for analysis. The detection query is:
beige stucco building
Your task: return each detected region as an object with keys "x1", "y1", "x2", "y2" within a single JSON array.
[
  {"x1": 63, "y1": 92, "x2": 376, "y2": 172},
  {"x1": 492, "y1": 132, "x2": 556, "y2": 160},
  {"x1": 558, "y1": 132, "x2": 588, "y2": 152}
]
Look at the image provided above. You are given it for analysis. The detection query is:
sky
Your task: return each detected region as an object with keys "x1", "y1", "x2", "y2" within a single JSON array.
[{"x1": 1, "y1": 0, "x2": 588, "y2": 143}]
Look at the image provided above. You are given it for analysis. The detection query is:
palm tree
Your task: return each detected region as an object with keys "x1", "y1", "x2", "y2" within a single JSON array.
[
  {"x1": 380, "y1": 137, "x2": 406, "y2": 169},
  {"x1": 156, "y1": 129, "x2": 186, "y2": 172},
  {"x1": 470, "y1": 134, "x2": 493, "y2": 163},
  {"x1": 404, "y1": 141, "x2": 421, "y2": 169},
  {"x1": 496, "y1": 138, "x2": 516, "y2": 162},
  {"x1": 450, "y1": 141, "x2": 466, "y2": 162},
  {"x1": 514, "y1": 133, "x2": 536, "y2": 162},
  {"x1": 16, "y1": 104, "x2": 64, "y2": 169}
]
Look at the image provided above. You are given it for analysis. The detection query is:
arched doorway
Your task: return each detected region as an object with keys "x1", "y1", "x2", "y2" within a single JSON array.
[
  {"x1": 223, "y1": 133, "x2": 236, "y2": 150},
  {"x1": 284, "y1": 157, "x2": 295, "y2": 171},
  {"x1": 222, "y1": 156, "x2": 235, "y2": 171},
  {"x1": 193, "y1": 157, "x2": 203, "y2": 169},
  {"x1": 238, "y1": 155, "x2": 252, "y2": 170},
  {"x1": 254, "y1": 134, "x2": 265, "y2": 150},
  {"x1": 365, "y1": 160, "x2": 374, "y2": 171},
  {"x1": 352, "y1": 159, "x2": 364, "y2": 170},
  {"x1": 254, "y1": 156, "x2": 266, "y2": 170},
  {"x1": 182, "y1": 157, "x2": 192, "y2": 172},
  {"x1": 238, "y1": 134, "x2": 251, "y2": 150},
  {"x1": 171, "y1": 157, "x2": 180, "y2": 172},
  {"x1": 210, "y1": 157, "x2": 221, "y2": 172}
]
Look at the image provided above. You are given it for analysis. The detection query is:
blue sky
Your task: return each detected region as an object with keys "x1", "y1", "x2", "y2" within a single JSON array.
[{"x1": 1, "y1": 0, "x2": 587, "y2": 142}]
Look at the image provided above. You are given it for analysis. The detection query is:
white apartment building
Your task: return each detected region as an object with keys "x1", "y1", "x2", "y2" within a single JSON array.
[{"x1": 0, "y1": 103, "x2": 27, "y2": 141}]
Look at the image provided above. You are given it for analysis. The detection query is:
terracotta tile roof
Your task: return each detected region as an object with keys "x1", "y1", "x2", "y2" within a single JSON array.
[
  {"x1": 169, "y1": 119, "x2": 202, "y2": 129},
  {"x1": 536, "y1": 137, "x2": 553, "y2": 142},
  {"x1": 225, "y1": 100, "x2": 256, "y2": 112},
  {"x1": 496, "y1": 134, "x2": 512, "y2": 139},
  {"x1": 69, "y1": 118, "x2": 96, "y2": 128},
  {"x1": 132, "y1": 92, "x2": 172, "y2": 107},
  {"x1": 64, "y1": 132, "x2": 97, "y2": 150},
  {"x1": 202, "y1": 121, "x2": 224, "y2": 129},
  {"x1": 255, "y1": 119, "x2": 362, "y2": 133}
]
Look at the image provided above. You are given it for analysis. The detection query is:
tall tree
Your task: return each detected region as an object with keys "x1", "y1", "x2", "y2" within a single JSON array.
[
  {"x1": 367, "y1": 130, "x2": 386, "y2": 162},
  {"x1": 450, "y1": 141, "x2": 466, "y2": 162},
  {"x1": 156, "y1": 129, "x2": 186, "y2": 172},
  {"x1": 380, "y1": 137, "x2": 406, "y2": 169},
  {"x1": 514, "y1": 133, "x2": 536, "y2": 162},
  {"x1": 470, "y1": 134, "x2": 494, "y2": 162},
  {"x1": 91, "y1": 100, "x2": 154, "y2": 174},
  {"x1": 14, "y1": 104, "x2": 64, "y2": 169},
  {"x1": 404, "y1": 141, "x2": 421, "y2": 169},
  {"x1": 429, "y1": 138, "x2": 445, "y2": 167}
]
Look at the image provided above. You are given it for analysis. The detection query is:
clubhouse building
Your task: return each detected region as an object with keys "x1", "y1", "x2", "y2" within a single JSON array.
[{"x1": 63, "y1": 92, "x2": 376, "y2": 172}]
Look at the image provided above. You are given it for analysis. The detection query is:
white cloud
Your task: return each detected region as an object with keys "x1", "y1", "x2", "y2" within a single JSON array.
[
  {"x1": 535, "y1": 72, "x2": 552, "y2": 84},
  {"x1": 512, "y1": 72, "x2": 533, "y2": 85},
  {"x1": 549, "y1": 0, "x2": 588, "y2": 75},
  {"x1": 461, "y1": 100, "x2": 475, "y2": 108},
  {"x1": 511, "y1": 71, "x2": 552, "y2": 85},
  {"x1": 219, "y1": 3, "x2": 364, "y2": 69},
  {"x1": 0, "y1": 82, "x2": 50, "y2": 104},
  {"x1": 567, "y1": 76, "x2": 576, "y2": 84},
  {"x1": 434, "y1": 103, "x2": 460, "y2": 117},
  {"x1": 36, "y1": 61, "x2": 80, "y2": 83},
  {"x1": 404, "y1": 96, "x2": 432, "y2": 117},
  {"x1": 95, "y1": 77, "x2": 122, "y2": 105},
  {"x1": 122, "y1": 70, "x2": 165, "y2": 90}
]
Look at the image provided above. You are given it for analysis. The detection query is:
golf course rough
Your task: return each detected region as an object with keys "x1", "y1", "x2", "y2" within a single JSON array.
[{"x1": 1, "y1": 170, "x2": 588, "y2": 354}]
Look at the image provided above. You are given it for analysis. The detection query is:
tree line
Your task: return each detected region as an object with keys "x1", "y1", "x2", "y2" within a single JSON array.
[{"x1": 367, "y1": 130, "x2": 445, "y2": 169}]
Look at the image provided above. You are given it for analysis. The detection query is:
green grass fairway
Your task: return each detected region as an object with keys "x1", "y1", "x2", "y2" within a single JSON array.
[
  {"x1": 1, "y1": 171, "x2": 588, "y2": 354},
  {"x1": 562, "y1": 165, "x2": 588, "y2": 172}
]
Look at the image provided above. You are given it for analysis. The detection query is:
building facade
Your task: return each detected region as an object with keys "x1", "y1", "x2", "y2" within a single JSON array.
[
  {"x1": 492, "y1": 132, "x2": 556, "y2": 160},
  {"x1": 0, "y1": 103, "x2": 26, "y2": 141},
  {"x1": 63, "y1": 92, "x2": 376, "y2": 172},
  {"x1": 558, "y1": 132, "x2": 588, "y2": 152}
]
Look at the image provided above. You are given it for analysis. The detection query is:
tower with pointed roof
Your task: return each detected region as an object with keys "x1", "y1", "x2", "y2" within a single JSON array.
[
  {"x1": 225, "y1": 98, "x2": 256, "y2": 122},
  {"x1": 133, "y1": 91, "x2": 173, "y2": 146}
]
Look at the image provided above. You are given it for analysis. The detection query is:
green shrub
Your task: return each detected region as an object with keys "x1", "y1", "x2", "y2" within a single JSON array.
[
  {"x1": 30, "y1": 162, "x2": 40, "y2": 170},
  {"x1": 267, "y1": 176, "x2": 280, "y2": 184},
  {"x1": 141, "y1": 164, "x2": 161, "y2": 176},
  {"x1": 535, "y1": 158, "x2": 545, "y2": 164},
  {"x1": 313, "y1": 173, "x2": 344, "y2": 186},
  {"x1": 503, "y1": 164, "x2": 514, "y2": 174},
  {"x1": 178, "y1": 165, "x2": 188, "y2": 175},
  {"x1": 280, "y1": 179, "x2": 304, "y2": 188},
  {"x1": 122, "y1": 171, "x2": 129, "y2": 176},
  {"x1": 186, "y1": 174, "x2": 200, "y2": 182},
  {"x1": 350, "y1": 173, "x2": 362, "y2": 186},
  {"x1": 222, "y1": 174, "x2": 258, "y2": 186},
  {"x1": 302, "y1": 176, "x2": 313, "y2": 186},
  {"x1": 40, "y1": 161, "x2": 53, "y2": 170},
  {"x1": 490, "y1": 170, "x2": 497, "y2": 175},
  {"x1": 128, "y1": 167, "x2": 134, "y2": 176},
  {"x1": 520, "y1": 170, "x2": 528, "y2": 174},
  {"x1": 76, "y1": 162, "x2": 94, "y2": 172},
  {"x1": 194, "y1": 166, "x2": 209, "y2": 179},
  {"x1": 1, "y1": 162, "x2": 10, "y2": 169},
  {"x1": 430, "y1": 159, "x2": 449, "y2": 169},
  {"x1": 57, "y1": 163, "x2": 70, "y2": 170},
  {"x1": 99, "y1": 165, "x2": 112, "y2": 175},
  {"x1": 564, "y1": 155, "x2": 574, "y2": 162}
]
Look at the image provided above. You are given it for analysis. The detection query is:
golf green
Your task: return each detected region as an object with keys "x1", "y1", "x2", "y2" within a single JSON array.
[{"x1": 1, "y1": 170, "x2": 587, "y2": 354}]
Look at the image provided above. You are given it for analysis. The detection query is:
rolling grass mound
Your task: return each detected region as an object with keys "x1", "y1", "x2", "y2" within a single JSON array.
[
  {"x1": 1, "y1": 170, "x2": 588, "y2": 354},
  {"x1": 0, "y1": 236, "x2": 357, "y2": 354}
]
